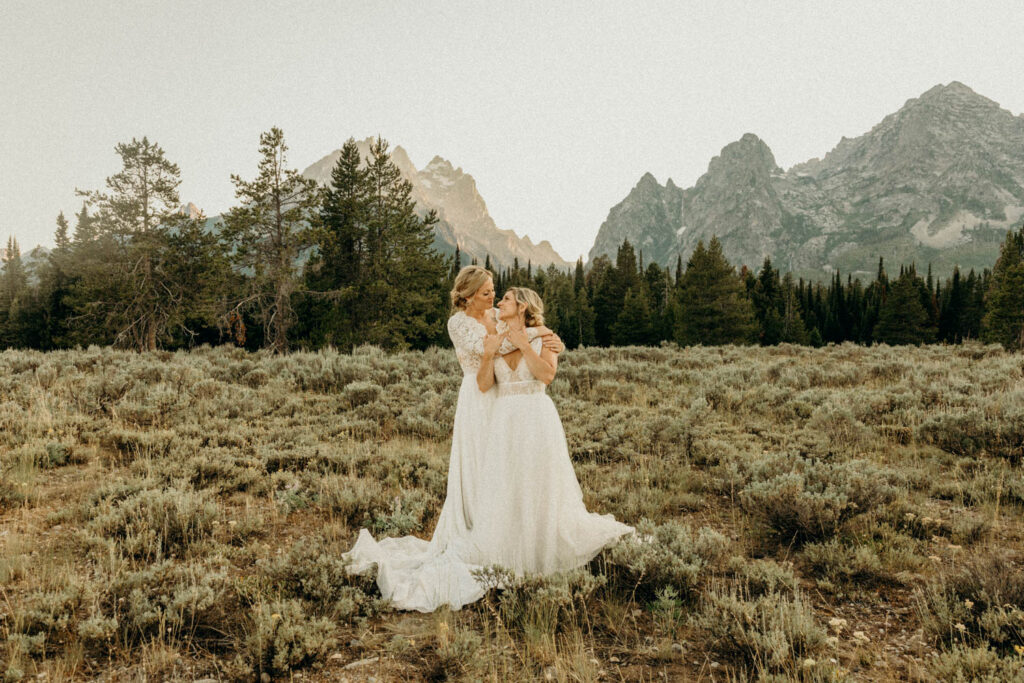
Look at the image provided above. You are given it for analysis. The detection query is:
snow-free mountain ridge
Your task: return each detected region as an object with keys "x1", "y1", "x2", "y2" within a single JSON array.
[
  {"x1": 589, "y1": 82, "x2": 1024, "y2": 279},
  {"x1": 302, "y1": 139, "x2": 570, "y2": 271}
]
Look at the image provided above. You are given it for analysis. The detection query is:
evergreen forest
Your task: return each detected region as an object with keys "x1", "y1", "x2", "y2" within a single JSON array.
[{"x1": 3, "y1": 132, "x2": 1023, "y2": 353}]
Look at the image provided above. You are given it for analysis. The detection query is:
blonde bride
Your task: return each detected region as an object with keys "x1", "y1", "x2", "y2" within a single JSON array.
[{"x1": 345, "y1": 269, "x2": 630, "y2": 611}]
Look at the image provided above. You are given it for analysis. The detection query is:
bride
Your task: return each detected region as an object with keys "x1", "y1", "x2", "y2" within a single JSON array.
[
  {"x1": 345, "y1": 267, "x2": 631, "y2": 611},
  {"x1": 474, "y1": 286, "x2": 633, "y2": 575}
]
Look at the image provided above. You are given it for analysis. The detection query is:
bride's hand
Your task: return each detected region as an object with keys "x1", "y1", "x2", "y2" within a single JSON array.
[
  {"x1": 533, "y1": 326, "x2": 565, "y2": 354},
  {"x1": 541, "y1": 332, "x2": 565, "y2": 354},
  {"x1": 507, "y1": 325, "x2": 530, "y2": 351},
  {"x1": 483, "y1": 331, "x2": 506, "y2": 358}
]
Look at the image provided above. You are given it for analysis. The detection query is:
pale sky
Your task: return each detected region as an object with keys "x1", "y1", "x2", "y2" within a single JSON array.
[{"x1": 3, "y1": 0, "x2": 1023, "y2": 263}]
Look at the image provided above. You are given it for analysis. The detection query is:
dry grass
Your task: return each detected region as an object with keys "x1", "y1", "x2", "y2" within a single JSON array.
[{"x1": 1, "y1": 341, "x2": 1023, "y2": 681}]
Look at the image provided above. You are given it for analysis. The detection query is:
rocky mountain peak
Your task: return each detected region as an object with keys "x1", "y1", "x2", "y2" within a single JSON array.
[
  {"x1": 178, "y1": 202, "x2": 202, "y2": 219},
  {"x1": 917, "y1": 80, "x2": 989, "y2": 105},
  {"x1": 300, "y1": 141, "x2": 569, "y2": 270},
  {"x1": 424, "y1": 155, "x2": 457, "y2": 174},
  {"x1": 589, "y1": 82, "x2": 1024, "y2": 280},
  {"x1": 707, "y1": 133, "x2": 779, "y2": 177},
  {"x1": 389, "y1": 145, "x2": 419, "y2": 179},
  {"x1": 631, "y1": 172, "x2": 666, "y2": 198}
]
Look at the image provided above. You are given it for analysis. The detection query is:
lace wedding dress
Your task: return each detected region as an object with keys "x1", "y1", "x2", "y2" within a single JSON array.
[
  {"x1": 344, "y1": 311, "x2": 505, "y2": 611},
  {"x1": 344, "y1": 313, "x2": 632, "y2": 612},
  {"x1": 475, "y1": 336, "x2": 634, "y2": 575}
]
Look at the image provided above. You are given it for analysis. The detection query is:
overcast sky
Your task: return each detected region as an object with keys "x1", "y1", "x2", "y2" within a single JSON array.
[{"x1": 3, "y1": 0, "x2": 1023, "y2": 262}]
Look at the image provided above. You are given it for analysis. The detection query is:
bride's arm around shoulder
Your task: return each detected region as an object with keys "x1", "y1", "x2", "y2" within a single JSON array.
[
  {"x1": 531, "y1": 324, "x2": 565, "y2": 354},
  {"x1": 510, "y1": 327, "x2": 558, "y2": 385}
]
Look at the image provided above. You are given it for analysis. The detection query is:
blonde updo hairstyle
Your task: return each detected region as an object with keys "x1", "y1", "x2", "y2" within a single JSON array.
[
  {"x1": 450, "y1": 265, "x2": 494, "y2": 314},
  {"x1": 508, "y1": 286, "x2": 545, "y2": 327}
]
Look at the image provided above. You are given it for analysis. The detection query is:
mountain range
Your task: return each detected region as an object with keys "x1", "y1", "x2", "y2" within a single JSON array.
[
  {"x1": 589, "y1": 82, "x2": 1024, "y2": 279},
  {"x1": 301, "y1": 139, "x2": 570, "y2": 271}
]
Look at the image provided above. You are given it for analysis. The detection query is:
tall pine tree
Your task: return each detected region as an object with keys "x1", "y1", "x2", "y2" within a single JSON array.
[
  {"x1": 981, "y1": 225, "x2": 1024, "y2": 350},
  {"x1": 674, "y1": 237, "x2": 757, "y2": 346},
  {"x1": 222, "y1": 127, "x2": 322, "y2": 353}
]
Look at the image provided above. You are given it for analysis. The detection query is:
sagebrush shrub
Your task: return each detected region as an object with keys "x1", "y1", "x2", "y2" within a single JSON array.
[
  {"x1": 740, "y1": 458, "x2": 898, "y2": 545},
  {"x1": 258, "y1": 537, "x2": 384, "y2": 623},
  {"x1": 87, "y1": 487, "x2": 220, "y2": 560},
  {"x1": 475, "y1": 565, "x2": 607, "y2": 636},
  {"x1": 9, "y1": 583, "x2": 91, "y2": 657},
  {"x1": 926, "y1": 645, "x2": 1024, "y2": 682},
  {"x1": 690, "y1": 582, "x2": 827, "y2": 675},
  {"x1": 603, "y1": 520, "x2": 729, "y2": 601},
  {"x1": 915, "y1": 555, "x2": 1024, "y2": 654},
  {"x1": 241, "y1": 599, "x2": 336, "y2": 676},
  {"x1": 726, "y1": 556, "x2": 798, "y2": 597},
  {"x1": 99, "y1": 559, "x2": 235, "y2": 646}
]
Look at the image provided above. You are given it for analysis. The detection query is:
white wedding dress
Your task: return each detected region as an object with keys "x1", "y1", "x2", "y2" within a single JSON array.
[
  {"x1": 475, "y1": 336, "x2": 634, "y2": 575},
  {"x1": 344, "y1": 312, "x2": 633, "y2": 612}
]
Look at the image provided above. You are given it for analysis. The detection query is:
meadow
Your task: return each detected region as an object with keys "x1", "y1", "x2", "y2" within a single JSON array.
[{"x1": 0, "y1": 342, "x2": 1022, "y2": 681}]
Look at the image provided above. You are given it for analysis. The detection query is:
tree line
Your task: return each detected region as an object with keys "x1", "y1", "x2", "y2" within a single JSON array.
[
  {"x1": 1, "y1": 130, "x2": 1023, "y2": 353},
  {"x1": 0, "y1": 131, "x2": 450, "y2": 353},
  {"x1": 493, "y1": 231, "x2": 1023, "y2": 352}
]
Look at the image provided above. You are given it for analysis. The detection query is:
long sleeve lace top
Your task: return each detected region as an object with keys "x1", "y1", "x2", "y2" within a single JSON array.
[{"x1": 447, "y1": 310, "x2": 542, "y2": 375}]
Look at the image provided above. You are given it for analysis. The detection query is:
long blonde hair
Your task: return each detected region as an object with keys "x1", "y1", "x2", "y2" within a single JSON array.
[
  {"x1": 508, "y1": 286, "x2": 545, "y2": 327},
  {"x1": 450, "y1": 265, "x2": 494, "y2": 314}
]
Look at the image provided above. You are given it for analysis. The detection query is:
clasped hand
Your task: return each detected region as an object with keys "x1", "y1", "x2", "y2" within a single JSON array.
[
  {"x1": 484, "y1": 328, "x2": 564, "y2": 358},
  {"x1": 506, "y1": 325, "x2": 531, "y2": 351},
  {"x1": 483, "y1": 330, "x2": 508, "y2": 358}
]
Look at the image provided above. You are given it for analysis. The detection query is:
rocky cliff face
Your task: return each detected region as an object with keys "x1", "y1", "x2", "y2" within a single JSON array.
[
  {"x1": 589, "y1": 82, "x2": 1024, "y2": 279},
  {"x1": 302, "y1": 139, "x2": 570, "y2": 271}
]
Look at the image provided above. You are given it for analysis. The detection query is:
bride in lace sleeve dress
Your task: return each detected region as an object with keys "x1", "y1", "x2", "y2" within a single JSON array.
[
  {"x1": 475, "y1": 287, "x2": 634, "y2": 575},
  {"x1": 344, "y1": 267, "x2": 563, "y2": 612}
]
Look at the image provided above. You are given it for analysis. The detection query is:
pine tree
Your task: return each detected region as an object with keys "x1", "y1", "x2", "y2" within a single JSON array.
[
  {"x1": 358, "y1": 136, "x2": 447, "y2": 349},
  {"x1": 645, "y1": 261, "x2": 673, "y2": 342},
  {"x1": 72, "y1": 204, "x2": 97, "y2": 243},
  {"x1": 874, "y1": 269, "x2": 934, "y2": 345},
  {"x1": 38, "y1": 213, "x2": 77, "y2": 348},
  {"x1": 573, "y1": 258, "x2": 585, "y2": 293},
  {"x1": 615, "y1": 240, "x2": 639, "y2": 293},
  {"x1": 611, "y1": 281, "x2": 653, "y2": 345},
  {"x1": 981, "y1": 225, "x2": 1024, "y2": 350},
  {"x1": 939, "y1": 266, "x2": 967, "y2": 342},
  {"x1": 752, "y1": 257, "x2": 785, "y2": 345},
  {"x1": 779, "y1": 272, "x2": 809, "y2": 344},
  {"x1": 301, "y1": 138, "x2": 370, "y2": 349},
  {"x1": 54, "y1": 212, "x2": 70, "y2": 250},
  {"x1": 0, "y1": 237, "x2": 28, "y2": 346},
  {"x1": 222, "y1": 127, "x2": 322, "y2": 353},
  {"x1": 674, "y1": 237, "x2": 757, "y2": 346},
  {"x1": 573, "y1": 284, "x2": 597, "y2": 347},
  {"x1": 541, "y1": 272, "x2": 573, "y2": 343},
  {"x1": 167, "y1": 212, "x2": 233, "y2": 348},
  {"x1": 588, "y1": 255, "x2": 616, "y2": 346},
  {"x1": 74, "y1": 136, "x2": 191, "y2": 350}
]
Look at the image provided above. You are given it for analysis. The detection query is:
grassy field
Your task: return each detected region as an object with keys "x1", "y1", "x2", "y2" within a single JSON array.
[{"x1": 1, "y1": 342, "x2": 1023, "y2": 681}]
